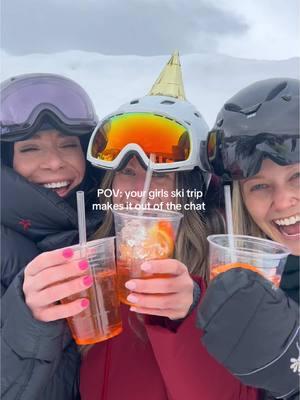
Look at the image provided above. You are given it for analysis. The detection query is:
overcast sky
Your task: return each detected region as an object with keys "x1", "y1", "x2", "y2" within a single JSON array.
[{"x1": 1, "y1": 0, "x2": 299, "y2": 60}]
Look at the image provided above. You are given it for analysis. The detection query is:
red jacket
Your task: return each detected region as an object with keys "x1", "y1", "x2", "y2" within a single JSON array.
[{"x1": 80, "y1": 278, "x2": 260, "y2": 400}]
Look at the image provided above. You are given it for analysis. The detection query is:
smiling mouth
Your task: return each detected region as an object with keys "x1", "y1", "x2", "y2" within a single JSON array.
[
  {"x1": 273, "y1": 214, "x2": 300, "y2": 238},
  {"x1": 41, "y1": 180, "x2": 73, "y2": 197}
]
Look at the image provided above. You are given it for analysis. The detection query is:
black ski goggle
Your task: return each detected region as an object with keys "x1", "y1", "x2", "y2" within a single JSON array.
[{"x1": 204, "y1": 129, "x2": 299, "y2": 180}]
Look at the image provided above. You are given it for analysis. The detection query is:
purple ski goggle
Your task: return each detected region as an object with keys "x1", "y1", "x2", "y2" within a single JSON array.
[{"x1": 0, "y1": 73, "x2": 98, "y2": 141}]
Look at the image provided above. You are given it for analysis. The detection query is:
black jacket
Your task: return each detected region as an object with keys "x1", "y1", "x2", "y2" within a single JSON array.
[
  {"x1": 280, "y1": 255, "x2": 299, "y2": 305},
  {"x1": 1, "y1": 165, "x2": 103, "y2": 400},
  {"x1": 198, "y1": 255, "x2": 300, "y2": 400}
]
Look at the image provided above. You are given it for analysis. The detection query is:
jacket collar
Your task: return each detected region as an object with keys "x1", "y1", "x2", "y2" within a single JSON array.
[{"x1": 1, "y1": 165, "x2": 102, "y2": 250}]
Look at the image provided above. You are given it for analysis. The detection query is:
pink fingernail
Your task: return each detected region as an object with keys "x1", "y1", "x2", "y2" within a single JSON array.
[
  {"x1": 79, "y1": 260, "x2": 89, "y2": 270},
  {"x1": 141, "y1": 262, "x2": 151, "y2": 272},
  {"x1": 125, "y1": 281, "x2": 136, "y2": 290},
  {"x1": 62, "y1": 248, "x2": 74, "y2": 258},
  {"x1": 81, "y1": 299, "x2": 89, "y2": 308},
  {"x1": 127, "y1": 294, "x2": 138, "y2": 303},
  {"x1": 83, "y1": 276, "x2": 93, "y2": 286}
]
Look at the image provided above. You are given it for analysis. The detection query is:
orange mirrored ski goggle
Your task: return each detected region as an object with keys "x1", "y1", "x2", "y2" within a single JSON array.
[{"x1": 87, "y1": 112, "x2": 194, "y2": 171}]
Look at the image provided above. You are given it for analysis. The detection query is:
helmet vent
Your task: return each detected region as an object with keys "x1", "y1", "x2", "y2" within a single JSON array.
[
  {"x1": 241, "y1": 103, "x2": 261, "y2": 116},
  {"x1": 184, "y1": 120, "x2": 191, "y2": 126},
  {"x1": 130, "y1": 99, "x2": 139, "y2": 104},
  {"x1": 216, "y1": 118, "x2": 223, "y2": 127},
  {"x1": 282, "y1": 95, "x2": 291, "y2": 102},
  {"x1": 224, "y1": 103, "x2": 242, "y2": 112},
  {"x1": 194, "y1": 112, "x2": 201, "y2": 118},
  {"x1": 265, "y1": 81, "x2": 287, "y2": 101},
  {"x1": 160, "y1": 100, "x2": 175, "y2": 105}
]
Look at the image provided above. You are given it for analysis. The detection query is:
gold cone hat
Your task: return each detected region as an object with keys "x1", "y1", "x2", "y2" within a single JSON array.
[{"x1": 148, "y1": 50, "x2": 186, "y2": 100}]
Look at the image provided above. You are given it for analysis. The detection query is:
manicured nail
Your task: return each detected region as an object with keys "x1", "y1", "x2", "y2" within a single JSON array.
[
  {"x1": 62, "y1": 248, "x2": 74, "y2": 258},
  {"x1": 130, "y1": 307, "x2": 137, "y2": 312},
  {"x1": 81, "y1": 298, "x2": 90, "y2": 308},
  {"x1": 141, "y1": 262, "x2": 151, "y2": 272},
  {"x1": 127, "y1": 294, "x2": 138, "y2": 304},
  {"x1": 79, "y1": 260, "x2": 89, "y2": 270},
  {"x1": 125, "y1": 281, "x2": 136, "y2": 290},
  {"x1": 83, "y1": 276, "x2": 93, "y2": 286}
]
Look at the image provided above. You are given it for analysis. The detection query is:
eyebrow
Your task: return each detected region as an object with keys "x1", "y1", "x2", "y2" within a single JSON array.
[
  {"x1": 244, "y1": 164, "x2": 298, "y2": 182},
  {"x1": 243, "y1": 175, "x2": 264, "y2": 182},
  {"x1": 26, "y1": 132, "x2": 69, "y2": 140}
]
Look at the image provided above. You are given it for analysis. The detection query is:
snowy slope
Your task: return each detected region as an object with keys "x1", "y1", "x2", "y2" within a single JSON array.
[{"x1": 1, "y1": 50, "x2": 299, "y2": 126}]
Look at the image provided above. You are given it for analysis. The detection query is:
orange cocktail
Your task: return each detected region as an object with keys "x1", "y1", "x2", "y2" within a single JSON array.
[
  {"x1": 60, "y1": 238, "x2": 122, "y2": 345},
  {"x1": 62, "y1": 269, "x2": 122, "y2": 344},
  {"x1": 113, "y1": 209, "x2": 182, "y2": 305},
  {"x1": 207, "y1": 235, "x2": 289, "y2": 287}
]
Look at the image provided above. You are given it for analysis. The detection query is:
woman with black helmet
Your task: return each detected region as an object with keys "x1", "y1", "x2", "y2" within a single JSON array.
[
  {"x1": 198, "y1": 78, "x2": 299, "y2": 400},
  {"x1": 1, "y1": 73, "x2": 103, "y2": 400}
]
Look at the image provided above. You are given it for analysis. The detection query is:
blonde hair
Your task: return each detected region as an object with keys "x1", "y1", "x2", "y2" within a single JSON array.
[{"x1": 232, "y1": 181, "x2": 265, "y2": 238}]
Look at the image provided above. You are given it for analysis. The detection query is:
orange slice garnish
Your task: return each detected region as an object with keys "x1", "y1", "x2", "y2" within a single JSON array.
[
  {"x1": 148, "y1": 222, "x2": 175, "y2": 258},
  {"x1": 119, "y1": 222, "x2": 175, "y2": 260},
  {"x1": 157, "y1": 221, "x2": 175, "y2": 241}
]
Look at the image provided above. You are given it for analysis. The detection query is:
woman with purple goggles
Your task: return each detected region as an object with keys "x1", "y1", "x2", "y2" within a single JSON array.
[
  {"x1": 1, "y1": 73, "x2": 98, "y2": 140},
  {"x1": 1, "y1": 73, "x2": 103, "y2": 400}
]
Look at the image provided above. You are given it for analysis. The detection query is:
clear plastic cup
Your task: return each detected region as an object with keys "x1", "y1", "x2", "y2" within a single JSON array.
[
  {"x1": 60, "y1": 237, "x2": 122, "y2": 345},
  {"x1": 207, "y1": 234, "x2": 290, "y2": 286},
  {"x1": 113, "y1": 208, "x2": 183, "y2": 305}
]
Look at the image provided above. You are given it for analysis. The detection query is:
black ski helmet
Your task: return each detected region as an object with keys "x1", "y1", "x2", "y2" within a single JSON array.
[{"x1": 204, "y1": 78, "x2": 299, "y2": 180}]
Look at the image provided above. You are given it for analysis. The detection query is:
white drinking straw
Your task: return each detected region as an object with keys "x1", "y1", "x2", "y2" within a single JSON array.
[
  {"x1": 138, "y1": 153, "x2": 156, "y2": 215},
  {"x1": 76, "y1": 191, "x2": 87, "y2": 258},
  {"x1": 224, "y1": 185, "x2": 234, "y2": 235},
  {"x1": 224, "y1": 185, "x2": 236, "y2": 261},
  {"x1": 76, "y1": 191, "x2": 108, "y2": 332}
]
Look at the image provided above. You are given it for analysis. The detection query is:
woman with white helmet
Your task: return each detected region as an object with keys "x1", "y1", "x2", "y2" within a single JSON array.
[{"x1": 14, "y1": 53, "x2": 260, "y2": 399}]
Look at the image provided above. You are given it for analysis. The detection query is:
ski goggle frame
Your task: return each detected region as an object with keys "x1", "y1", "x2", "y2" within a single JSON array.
[
  {"x1": 87, "y1": 112, "x2": 196, "y2": 172},
  {"x1": 205, "y1": 129, "x2": 300, "y2": 180}
]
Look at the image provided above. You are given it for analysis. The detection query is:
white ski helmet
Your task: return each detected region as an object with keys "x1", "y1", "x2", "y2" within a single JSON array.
[{"x1": 87, "y1": 51, "x2": 209, "y2": 173}]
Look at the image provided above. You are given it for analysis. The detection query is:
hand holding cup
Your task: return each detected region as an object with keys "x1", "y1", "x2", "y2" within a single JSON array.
[
  {"x1": 23, "y1": 247, "x2": 92, "y2": 322},
  {"x1": 125, "y1": 259, "x2": 194, "y2": 320},
  {"x1": 23, "y1": 238, "x2": 122, "y2": 345}
]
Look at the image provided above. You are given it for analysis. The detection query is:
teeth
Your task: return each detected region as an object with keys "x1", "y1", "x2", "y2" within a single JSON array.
[
  {"x1": 274, "y1": 214, "x2": 300, "y2": 226},
  {"x1": 43, "y1": 181, "x2": 70, "y2": 189}
]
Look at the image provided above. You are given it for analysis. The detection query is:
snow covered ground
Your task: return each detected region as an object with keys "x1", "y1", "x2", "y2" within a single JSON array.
[{"x1": 1, "y1": 50, "x2": 299, "y2": 126}]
